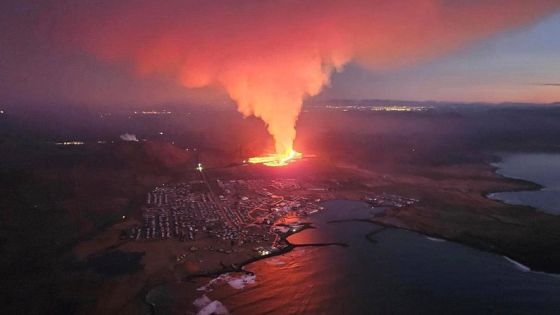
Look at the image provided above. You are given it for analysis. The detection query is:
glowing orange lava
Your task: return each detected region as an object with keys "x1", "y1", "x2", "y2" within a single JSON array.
[{"x1": 248, "y1": 149, "x2": 302, "y2": 167}]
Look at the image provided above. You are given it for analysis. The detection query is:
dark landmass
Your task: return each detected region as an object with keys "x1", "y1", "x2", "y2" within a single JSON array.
[{"x1": 2, "y1": 103, "x2": 560, "y2": 314}]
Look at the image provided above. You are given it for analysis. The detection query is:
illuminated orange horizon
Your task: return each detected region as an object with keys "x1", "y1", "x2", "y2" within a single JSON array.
[{"x1": 55, "y1": 1, "x2": 560, "y2": 153}]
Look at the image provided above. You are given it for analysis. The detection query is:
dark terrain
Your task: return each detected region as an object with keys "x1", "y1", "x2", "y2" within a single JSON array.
[{"x1": 1, "y1": 101, "x2": 560, "y2": 314}]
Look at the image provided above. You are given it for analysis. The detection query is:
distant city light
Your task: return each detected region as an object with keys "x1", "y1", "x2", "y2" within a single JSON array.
[
  {"x1": 55, "y1": 141, "x2": 84, "y2": 146},
  {"x1": 133, "y1": 110, "x2": 172, "y2": 115},
  {"x1": 321, "y1": 105, "x2": 433, "y2": 112},
  {"x1": 196, "y1": 163, "x2": 204, "y2": 172}
]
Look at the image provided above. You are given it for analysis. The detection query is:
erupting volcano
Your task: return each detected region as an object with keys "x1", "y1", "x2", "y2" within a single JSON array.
[
  {"x1": 248, "y1": 149, "x2": 303, "y2": 167},
  {"x1": 51, "y1": 0, "x2": 560, "y2": 167}
]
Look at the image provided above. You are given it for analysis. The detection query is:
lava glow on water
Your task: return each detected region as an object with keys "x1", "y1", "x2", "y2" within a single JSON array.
[{"x1": 248, "y1": 150, "x2": 303, "y2": 167}]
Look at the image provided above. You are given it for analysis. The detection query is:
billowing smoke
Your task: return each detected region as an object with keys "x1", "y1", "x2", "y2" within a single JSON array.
[
  {"x1": 52, "y1": 0, "x2": 560, "y2": 156},
  {"x1": 119, "y1": 133, "x2": 139, "y2": 142}
]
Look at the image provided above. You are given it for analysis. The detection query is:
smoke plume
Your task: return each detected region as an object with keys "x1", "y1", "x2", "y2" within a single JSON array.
[
  {"x1": 119, "y1": 133, "x2": 139, "y2": 142},
  {"x1": 52, "y1": 0, "x2": 560, "y2": 155}
]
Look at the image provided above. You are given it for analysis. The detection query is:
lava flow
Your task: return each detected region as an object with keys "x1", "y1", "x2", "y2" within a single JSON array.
[
  {"x1": 248, "y1": 149, "x2": 302, "y2": 167},
  {"x1": 52, "y1": 0, "x2": 560, "y2": 170}
]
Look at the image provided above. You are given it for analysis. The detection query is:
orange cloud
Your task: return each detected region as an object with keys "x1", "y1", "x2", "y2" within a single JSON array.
[{"x1": 51, "y1": 0, "x2": 560, "y2": 155}]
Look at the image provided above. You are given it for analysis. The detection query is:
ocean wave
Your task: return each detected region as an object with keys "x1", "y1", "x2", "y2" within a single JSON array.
[
  {"x1": 193, "y1": 295, "x2": 230, "y2": 315},
  {"x1": 503, "y1": 256, "x2": 560, "y2": 279},
  {"x1": 197, "y1": 273, "x2": 257, "y2": 292},
  {"x1": 193, "y1": 295, "x2": 212, "y2": 309},
  {"x1": 265, "y1": 258, "x2": 287, "y2": 266},
  {"x1": 425, "y1": 236, "x2": 446, "y2": 242},
  {"x1": 503, "y1": 256, "x2": 531, "y2": 272},
  {"x1": 225, "y1": 273, "x2": 256, "y2": 289},
  {"x1": 197, "y1": 276, "x2": 222, "y2": 292}
]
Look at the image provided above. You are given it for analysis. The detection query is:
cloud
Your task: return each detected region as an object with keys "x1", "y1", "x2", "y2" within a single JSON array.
[{"x1": 49, "y1": 0, "x2": 560, "y2": 154}]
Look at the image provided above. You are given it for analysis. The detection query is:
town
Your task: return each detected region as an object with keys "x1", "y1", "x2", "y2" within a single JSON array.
[
  {"x1": 364, "y1": 194, "x2": 419, "y2": 208},
  {"x1": 124, "y1": 178, "x2": 325, "y2": 252}
]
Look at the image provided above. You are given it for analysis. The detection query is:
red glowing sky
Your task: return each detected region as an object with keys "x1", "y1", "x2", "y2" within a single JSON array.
[
  {"x1": 1, "y1": 0, "x2": 559, "y2": 108},
  {"x1": 45, "y1": 0, "x2": 560, "y2": 154}
]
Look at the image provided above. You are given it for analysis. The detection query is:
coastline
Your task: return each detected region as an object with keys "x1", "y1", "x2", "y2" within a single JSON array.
[
  {"x1": 102, "y1": 155, "x2": 560, "y2": 314},
  {"x1": 329, "y1": 207, "x2": 560, "y2": 278},
  {"x1": 482, "y1": 153, "x2": 544, "y2": 208},
  {"x1": 369, "y1": 155, "x2": 560, "y2": 274},
  {"x1": 144, "y1": 219, "x2": 349, "y2": 314},
  {"x1": 145, "y1": 185, "x2": 560, "y2": 314},
  {"x1": 181, "y1": 222, "x2": 347, "y2": 281},
  {"x1": 502, "y1": 256, "x2": 560, "y2": 278}
]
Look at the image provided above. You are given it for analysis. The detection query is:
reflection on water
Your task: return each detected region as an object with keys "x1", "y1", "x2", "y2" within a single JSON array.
[
  {"x1": 490, "y1": 153, "x2": 560, "y2": 215},
  {"x1": 197, "y1": 200, "x2": 560, "y2": 315}
]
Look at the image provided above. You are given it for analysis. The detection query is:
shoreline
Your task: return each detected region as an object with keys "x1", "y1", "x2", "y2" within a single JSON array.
[
  {"x1": 144, "y1": 220, "x2": 349, "y2": 314},
  {"x1": 146, "y1": 188, "x2": 560, "y2": 313},
  {"x1": 368, "y1": 211, "x2": 560, "y2": 275},
  {"x1": 481, "y1": 153, "x2": 544, "y2": 209},
  {"x1": 366, "y1": 216, "x2": 560, "y2": 277},
  {"x1": 502, "y1": 256, "x2": 560, "y2": 279},
  {"x1": 181, "y1": 222, "x2": 349, "y2": 282},
  {"x1": 184, "y1": 199, "x2": 560, "y2": 312},
  {"x1": 332, "y1": 213, "x2": 560, "y2": 279},
  {"x1": 144, "y1": 155, "x2": 560, "y2": 313}
]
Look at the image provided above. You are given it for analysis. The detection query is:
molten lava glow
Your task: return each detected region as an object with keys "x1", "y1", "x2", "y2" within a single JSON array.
[
  {"x1": 52, "y1": 1, "x2": 560, "y2": 156},
  {"x1": 249, "y1": 150, "x2": 302, "y2": 167}
]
